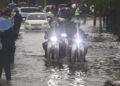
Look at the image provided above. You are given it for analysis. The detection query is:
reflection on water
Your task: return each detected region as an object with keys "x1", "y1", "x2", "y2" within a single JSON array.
[
  {"x1": 45, "y1": 61, "x2": 87, "y2": 86},
  {"x1": 0, "y1": 80, "x2": 12, "y2": 86},
  {"x1": 91, "y1": 34, "x2": 104, "y2": 42},
  {"x1": 70, "y1": 72, "x2": 85, "y2": 86},
  {"x1": 44, "y1": 57, "x2": 120, "y2": 86}
]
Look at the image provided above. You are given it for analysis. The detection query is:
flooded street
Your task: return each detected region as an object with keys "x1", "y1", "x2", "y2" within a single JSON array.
[{"x1": 1, "y1": 20, "x2": 120, "y2": 86}]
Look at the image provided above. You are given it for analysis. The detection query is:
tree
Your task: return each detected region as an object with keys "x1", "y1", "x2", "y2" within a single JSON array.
[
  {"x1": 112, "y1": 0, "x2": 120, "y2": 41},
  {"x1": 79, "y1": 0, "x2": 111, "y2": 33},
  {"x1": 0, "y1": 0, "x2": 9, "y2": 8}
]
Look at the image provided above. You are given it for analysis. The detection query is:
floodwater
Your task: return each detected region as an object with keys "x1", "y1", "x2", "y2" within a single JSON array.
[{"x1": 1, "y1": 22, "x2": 120, "y2": 86}]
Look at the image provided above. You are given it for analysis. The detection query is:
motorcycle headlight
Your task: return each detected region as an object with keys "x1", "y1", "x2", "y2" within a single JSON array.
[
  {"x1": 50, "y1": 36, "x2": 58, "y2": 42},
  {"x1": 75, "y1": 38, "x2": 82, "y2": 43},
  {"x1": 61, "y1": 33, "x2": 67, "y2": 37}
]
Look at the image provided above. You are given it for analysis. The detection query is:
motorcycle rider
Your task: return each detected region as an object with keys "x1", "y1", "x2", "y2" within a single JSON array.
[
  {"x1": 42, "y1": 7, "x2": 73, "y2": 57},
  {"x1": 42, "y1": 6, "x2": 87, "y2": 57},
  {"x1": 57, "y1": 7, "x2": 86, "y2": 43},
  {"x1": 57, "y1": 7, "x2": 76, "y2": 38},
  {"x1": 42, "y1": 20, "x2": 59, "y2": 57}
]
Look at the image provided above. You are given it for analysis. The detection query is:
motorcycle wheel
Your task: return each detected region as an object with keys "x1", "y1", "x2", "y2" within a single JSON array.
[
  {"x1": 53, "y1": 48, "x2": 59, "y2": 61},
  {"x1": 46, "y1": 46, "x2": 51, "y2": 61},
  {"x1": 71, "y1": 48, "x2": 81, "y2": 63},
  {"x1": 47, "y1": 47, "x2": 59, "y2": 61},
  {"x1": 71, "y1": 47, "x2": 83, "y2": 63},
  {"x1": 81, "y1": 45, "x2": 88, "y2": 62}
]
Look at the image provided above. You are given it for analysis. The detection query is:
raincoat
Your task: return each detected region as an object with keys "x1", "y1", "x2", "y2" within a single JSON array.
[{"x1": 75, "y1": 7, "x2": 80, "y2": 16}]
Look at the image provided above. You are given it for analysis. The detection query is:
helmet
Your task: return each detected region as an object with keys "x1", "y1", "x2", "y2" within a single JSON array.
[
  {"x1": 14, "y1": 8, "x2": 19, "y2": 13},
  {"x1": 58, "y1": 7, "x2": 72, "y2": 19},
  {"x1": 72, "y1": 4, "x2": 76, "y2": 8}
]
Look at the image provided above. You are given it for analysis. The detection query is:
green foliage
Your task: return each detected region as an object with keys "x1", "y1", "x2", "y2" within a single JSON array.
[
  {"x1": 0, "y1": 0, "x2": 9, "y2": 8},
  {"x1": 95, "y1": 0, "x2": 111, "y2": 10},
  {"x1": 79, "y1": 0, "x2": 111, "y2": 11},
  {"x1": 0, "y1": 1, "x2": 5, "y2": 8}
]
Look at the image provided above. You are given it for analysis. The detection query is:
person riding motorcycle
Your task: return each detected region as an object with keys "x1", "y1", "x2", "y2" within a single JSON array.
[
  {"x1": 42, "y1": 7, "x2": 87, "y2": 58},
  {"x1": 42, "y1": 20, "x2": 59, "y2": 57},
  {"x1": 57, "y1": 7, "x2": 86, "y2": 43},
  {"x1": 42, "y1": 7, "x2": 74, "y2": 57},
  {"x1": 57, "y1": 7, "x2": 77, "y2": 37}
]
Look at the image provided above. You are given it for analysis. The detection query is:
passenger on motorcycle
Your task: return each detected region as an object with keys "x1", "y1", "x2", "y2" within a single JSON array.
[
  {"x1": 57, "y1": 7, "x2": 86, "y2": 42},
  {"x1": 42, "y1": 7, "x2": 87, "y2": 58}
]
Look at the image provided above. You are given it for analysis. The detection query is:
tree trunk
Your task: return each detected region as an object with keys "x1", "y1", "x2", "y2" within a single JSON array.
[
  {"x1": 115, "y1": 0, "x2": 120, "y2": 41},
  {"x1": 99, "y1": 16, "x2": 102, "y2": 33},
  {"x1": 93, "y1": 11, "x2": 96, "y2": 26},
  {"x1": 116, "y1": 10, "x2": 120, "y2": 41},
  {"x1": 103, "y1": 16, "x2": 106, "y2": 28}
]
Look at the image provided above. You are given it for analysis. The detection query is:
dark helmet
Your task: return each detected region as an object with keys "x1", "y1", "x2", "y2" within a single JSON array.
[
  {"x1": 14, "y1": 8, "x2": 19, "y2": 13},
  {"x1": 58, "y1": 7, "x2": 72, "y2": 19}
]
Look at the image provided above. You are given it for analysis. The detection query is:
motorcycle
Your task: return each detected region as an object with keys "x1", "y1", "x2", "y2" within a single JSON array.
[
  {"x1": 47, "y1": 35, "x2": 59, "y2": 61},
  {"x1": 59, "y1": 32, "x2": 69, "y2": 57},
  {"x1": 70, "y1": 22, "x2": 88, "y2": 63},
  {"x1": 46, "y1": 21, "x2": 60, "y2": 62}
]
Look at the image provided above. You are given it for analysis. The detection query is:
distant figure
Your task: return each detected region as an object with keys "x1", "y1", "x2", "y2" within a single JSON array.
[
  {"x1": 75, "y1": 4, "x2": 81, "y2": 19},
  {"x1": 13, "y1": 10, "x2": 22, "y2": 38}
]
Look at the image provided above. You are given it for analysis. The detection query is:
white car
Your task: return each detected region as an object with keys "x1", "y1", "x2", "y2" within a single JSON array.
[{"x1": 24, "y1": 13, "x2": 50, "y2": 30}]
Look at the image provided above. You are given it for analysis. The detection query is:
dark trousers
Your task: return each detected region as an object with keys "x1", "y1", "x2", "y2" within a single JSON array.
[
  {"x1": 0, "y1": 64, "x2": 11, "y2": 80},
  {"x1": 0, "y1": 49, "x2": 11, "y2": 80},
  {"x1": 10, "y1": 43, "x2": 16, "y2": 64},
  {"x1": 14, "y1": 23, "x2": 21, "y2": 38},
  {"x1": 42, "y1": 42, "x2": 47, "y2": 56}
]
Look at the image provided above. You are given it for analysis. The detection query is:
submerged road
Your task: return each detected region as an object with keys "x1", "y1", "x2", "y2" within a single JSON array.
[{"x1": 0, "y1": 20, "x2": 120, "y2": 86}]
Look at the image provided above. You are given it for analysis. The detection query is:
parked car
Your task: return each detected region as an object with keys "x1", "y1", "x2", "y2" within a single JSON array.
[
  {"x1": 24, "y1": 13, "x2": 50, "y2": 30},
  {"x1": 11, "y1": 7, "x2": 41, "y2": 18}
]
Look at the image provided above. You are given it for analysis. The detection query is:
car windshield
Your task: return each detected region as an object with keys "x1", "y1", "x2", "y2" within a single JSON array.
[
  {"x1": 21, "y1": 8, "x2": 40, "y2": 12},
  {"x1": 27, "y1": 14, "x2": 46, "y2": 20}
]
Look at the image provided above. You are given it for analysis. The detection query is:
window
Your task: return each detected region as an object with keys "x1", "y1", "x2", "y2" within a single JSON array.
[
  {"x1": 21, "y1": 8, "x2": 40, "y2": 13},
  {"x1": 27, "y1": 14, "x2": 46, "y2": 20}
]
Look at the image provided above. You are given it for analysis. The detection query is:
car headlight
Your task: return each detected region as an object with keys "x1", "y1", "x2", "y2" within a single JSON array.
[
  {"x1": 50, "y1": 36, "x2": 58, "y2": 42},
  {"x1": 61, "y1": 33, "x2": 67, "y2": 37}
]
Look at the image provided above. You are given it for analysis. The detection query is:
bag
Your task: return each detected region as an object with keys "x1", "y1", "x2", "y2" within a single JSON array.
[{"x1": 0, "y1": 38, "x2": 2, "y2": 50}]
